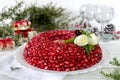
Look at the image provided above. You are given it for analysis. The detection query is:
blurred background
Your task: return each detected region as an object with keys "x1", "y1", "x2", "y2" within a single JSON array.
[{"x1": 0, "y1": 0, "x2": 120, "y2": 30}]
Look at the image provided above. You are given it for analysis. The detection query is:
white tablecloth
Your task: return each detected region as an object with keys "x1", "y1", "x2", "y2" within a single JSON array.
[{"x1": 0, "y1": 41, "x2": 120, "y2": 80}]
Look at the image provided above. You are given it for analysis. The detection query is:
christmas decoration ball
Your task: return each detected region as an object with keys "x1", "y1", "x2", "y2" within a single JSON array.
[{"x1": 104, "y1": 24, "x2": 115, "y2": 34}]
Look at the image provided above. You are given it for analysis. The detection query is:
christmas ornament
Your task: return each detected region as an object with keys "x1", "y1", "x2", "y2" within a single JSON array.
[
  {"x1": 12, "y1": 20, "x2": 37, "y2": 41},
  {"x1": 104, "y1": 24, "x2": 115, "y2": 34},
  {"x1": 12, "y1": 20, "x2": 31, "y2": 30},
  {"x1": 0, "y1": 38, "x2": 15, "y2": 51}
]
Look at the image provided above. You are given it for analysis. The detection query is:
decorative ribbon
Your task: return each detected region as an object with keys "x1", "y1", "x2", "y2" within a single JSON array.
[
  {"x1": 15, "y1": 28, "x2": 32, "y2": 37},
  {"x1": 13, "y1": 20, "x2": 31, "y2": 28},
  {"x1": 0, "y1": 38, "x2": 13, "y2": 49}
]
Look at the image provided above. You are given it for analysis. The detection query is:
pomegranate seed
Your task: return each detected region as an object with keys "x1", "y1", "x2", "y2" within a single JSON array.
[{"x1": 23, "y1": 30, "x2": 102, "y2": 71}]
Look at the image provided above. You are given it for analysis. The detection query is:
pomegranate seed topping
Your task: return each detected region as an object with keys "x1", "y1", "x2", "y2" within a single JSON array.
[{"x1": 23, "y1": 30, "x2": 102, "y2": 71}]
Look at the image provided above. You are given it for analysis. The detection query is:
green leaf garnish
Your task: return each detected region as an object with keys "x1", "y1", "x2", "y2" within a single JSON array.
[
  {"x1": 64, "y1": 30, "x2": 95, "y2": 56},
  {"x1": 64, "y1": 37, "x2": 75, "y2": 44},
  {"x1": 83, "y1": 44, "x2": 95, "y2": 55},
  {"x1": 80, "y1": 30, "x2": 92, "y2": 38},
  {"x1": 80, "y1": 30, "x2": 87, "y2": 34}
]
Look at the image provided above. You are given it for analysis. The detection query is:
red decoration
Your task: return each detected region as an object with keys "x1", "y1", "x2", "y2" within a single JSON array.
[
  {"x1": 13, "y1": 20, "x2": 31, "y2": 28},
  {"x1": 12, "y1": 20, "x2": 36, "y2": 40},
  {"x1": 15, "y1": 28, "x2": 32, "y2": 37},
  {"x1": 0, "y1": 39, "x2": 3, "y2": 47},
  {"x1": 0, "y1": 38, "x2": 14, "y2": 49}
]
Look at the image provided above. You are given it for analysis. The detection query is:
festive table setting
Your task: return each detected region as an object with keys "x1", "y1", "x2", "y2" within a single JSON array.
[
  {"x1": 0, "y1": 1, "x2": 120, "y2": 80},
  {"x1": 0, "y1": 41, "x2": 120, "y2": 80}
]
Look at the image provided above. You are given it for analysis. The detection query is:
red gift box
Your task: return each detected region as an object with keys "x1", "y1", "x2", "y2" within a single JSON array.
[
  {"x1": 12, "y1": 20, "x2": 31, "y2": 30},
  {"x1": 15, "y1": 28, "x2": 32, "y2": 38},
  {"x1": 0, "y1": 38, "x2": 15, "y2": 50}
]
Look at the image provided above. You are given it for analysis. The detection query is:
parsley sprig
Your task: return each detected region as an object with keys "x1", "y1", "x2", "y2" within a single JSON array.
[
  {"x1": 80, "y1": 30, "x2": 92, "y2": 38},
  {"x1": 84, "y1": 44, "x2": 95, "y2": 55},
  {"x1": 80, "y1": 30, "x2": 95, "y2": 55}
]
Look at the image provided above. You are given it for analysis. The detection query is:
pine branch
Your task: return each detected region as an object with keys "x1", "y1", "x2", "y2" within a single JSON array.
[
  {"x1": 101, "y1": 57, "x2": 120, "y2": 80},
  {"x1": 110, "y1": 57, "x2": 120, "y2": 66},
  {"x1": 0, "y1": 1, "x2": 70, "y2": 32},
  {"x1": 26, "y1": 2, "x2": 69, "y2": 31},
  {"x1": 0, "y1": 26, "x2": 21, "y2": 46},
  {"x1": 101, "y1": 69, "x2": 120, "y2": 80},
  {"x1": 0, "y1": 26, "x2": 14, "y2": 38},
  {"x1": 0, "y1": 1, "x2": 25, "y2": 21}
]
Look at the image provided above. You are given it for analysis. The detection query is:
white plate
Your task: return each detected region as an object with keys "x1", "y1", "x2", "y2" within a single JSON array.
[{"x1": 14, "y1": 43, "x2": 111, "y2": 75}]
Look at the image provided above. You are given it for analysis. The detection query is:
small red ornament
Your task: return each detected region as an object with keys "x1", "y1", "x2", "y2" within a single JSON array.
[
  {"x1": 15, "y1": 28, "x2": 32, "y2": 38},
  {"x1": 0, "y1": 38, "x2": 14, "y2": 50},
  {"x1": 13, "y1": 20, "x2": 31, "y2": 30}
]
